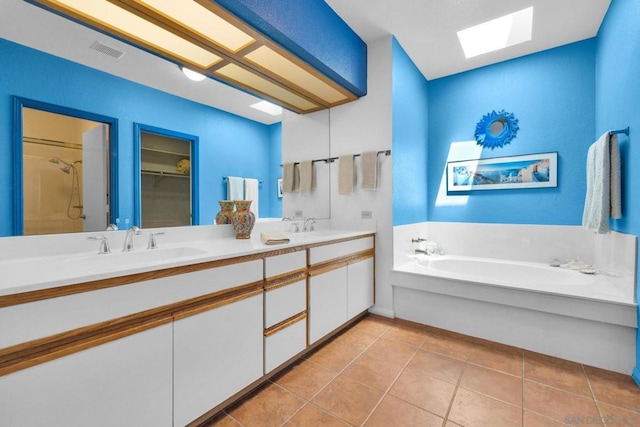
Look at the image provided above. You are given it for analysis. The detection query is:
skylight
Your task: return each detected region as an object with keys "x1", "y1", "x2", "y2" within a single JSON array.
[
  {"x1": 457, "y1": 7, "x2": 534, "y2": 59},
  {"x1": 250, "y1": 100, "x2": 283, "y2": 116}
]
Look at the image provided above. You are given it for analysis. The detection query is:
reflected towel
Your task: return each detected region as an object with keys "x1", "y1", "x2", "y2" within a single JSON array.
[
  {"x1": 582, "y1": 132, "x2": 619, "y2": 233},
  {"x1": 227, "y1": 176, "x2": 244, "y2": 201},
  {"x1": 338, "y1": 155, "x2": 355, "y2": 195},
  {"x1": 361, "y1": 151, "x2": 378, "y2": 191},
  {"x1": 260, "y1": 231, "x2": 290, "y2": 245},
  {"x1": 244, "y1": 178, "x2": 259, "y2": 219},
  {"x1": 299, "y1": 160, "x2": 314, "y2": 196},
  {"x1": 610, "y1": 135, "x2": 622, "y2": 219},
  {"x1": 282, "y1": 162, "x2": 298, "y2": 193}
]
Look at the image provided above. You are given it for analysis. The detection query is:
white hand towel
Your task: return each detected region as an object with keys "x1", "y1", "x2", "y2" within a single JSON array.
[
  {"x1": 282, "y1": 162, "x2": 297, "y2": 194},
  {"x1": 582, "y1": 132, "x2": 611, "y2": 233},
  {"x1": 227, "y1": 176, "x2": 244, "y2": 201},
  {"x1": 244, "y1": 178, "x2": 259, "y2": 219},
  {"x1": 610, "y1": 134, "x2": 622, "y2": 219},
  {"x1": 260, "y1": 231, "x2": 290, "y2": 245},
  {"x1": 338, "y1": 155, "x2": 355, "y2": 195},
  {"x1": 299, "y1": 160, "x2": 314, "y2": 196},
  {"x1": 361, "y1": 151, "x2": 378, "y2": 191}
]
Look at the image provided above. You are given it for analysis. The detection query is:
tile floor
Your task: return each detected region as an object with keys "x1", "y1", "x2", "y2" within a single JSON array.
[{"x1": 205, "y1": 315, "x2": 640, "y2": 426}]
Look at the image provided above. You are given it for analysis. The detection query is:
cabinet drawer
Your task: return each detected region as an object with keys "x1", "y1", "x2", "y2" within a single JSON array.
[
  {"x1": 0, "y1": 259, "x2": 263, "y2": 349},
  {"x1": 309, "y1": 236, "x2": 373, "y2": 265},
  {"x1": 264, "y1": 251, "x2": 306, "y2": 279},
  {"x1": 264, "y1": 317, "x2": 306, "y2": 373},
  {"x1": 264, "y1": 279, "x2": 306, "y2": 328}
]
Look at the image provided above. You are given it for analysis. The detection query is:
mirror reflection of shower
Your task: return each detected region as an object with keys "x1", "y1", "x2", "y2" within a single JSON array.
[{"x1": 49, "y1": 157, "x2": 84, "y2": 220}]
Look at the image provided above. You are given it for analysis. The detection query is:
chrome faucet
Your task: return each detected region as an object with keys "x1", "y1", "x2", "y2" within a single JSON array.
[
  {"x1": 87, "y1": 236, "x2": 111, "y2": 255},
  {"x1": 123, "y1": 226, "x2": 142, "y2": 252},
  {"x1": 412, "y1": 237, "x2": 427, "y2": 243},
  {"x1": 147, "y1": 232, "x2": 165, "y2": 249},
  {"x1": 303, "y1": 217, "x2": 316, "y2": 232}
]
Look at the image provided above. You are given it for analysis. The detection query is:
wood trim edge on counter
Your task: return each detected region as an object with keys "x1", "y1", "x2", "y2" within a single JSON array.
[{"x1": 264, "y1": 311, "x2": 307, "y2": 337}]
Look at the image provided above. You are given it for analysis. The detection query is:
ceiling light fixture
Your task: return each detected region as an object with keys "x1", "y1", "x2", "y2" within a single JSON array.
[
  {"x1": 30, "y1": 0, "x2": 358, "y2": 114},
  {"x1": 181, "y1": 66, "x2": 206, "y2": 82},
  {"x1": 250, "y1": 100, "x2": 283, "y2": 116},
  {"x1": 457, "y1": 7, "x2": 534, "y2": 59}
]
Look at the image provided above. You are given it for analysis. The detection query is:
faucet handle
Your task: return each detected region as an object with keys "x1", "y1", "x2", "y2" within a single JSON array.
[
  {"x1": 87, "y1": 236, "x2": 111, "y2": 255},
  {"x1": 147, "y1": 232, "x2": 165, "y2": 249},
  {"x1": 411, "y1": 237, "x2": 427, "y2": 243}
]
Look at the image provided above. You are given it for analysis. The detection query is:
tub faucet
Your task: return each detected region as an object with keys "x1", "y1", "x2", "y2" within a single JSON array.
[
  {"x1": 123, "y1": 226, "x2": 142, "y2": 252},
  {"x1": 412, "y1": 237, "x2": 427, "y2": 243}
]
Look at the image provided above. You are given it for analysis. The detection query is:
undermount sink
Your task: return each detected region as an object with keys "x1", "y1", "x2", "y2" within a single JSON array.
[{"x1": 69, "y1": 246, "x2": 207, "y2": 272}]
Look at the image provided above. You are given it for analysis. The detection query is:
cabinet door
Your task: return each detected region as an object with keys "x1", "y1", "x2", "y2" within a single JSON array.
[
  {"x1": 308, "y1": 267, "x2": 347, "y2": 344},
  {"x1": 0, "y1": 324, "x2": 173, "y2": 427},
  {"x1": 174, "y1": 293, "x2": 263, "y2": 426},
  {"x1": 347, "y1": 258, "x2": 374, "y2": 320}
]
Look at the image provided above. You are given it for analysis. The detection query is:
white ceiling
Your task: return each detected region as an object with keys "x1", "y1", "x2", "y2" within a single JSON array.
[{"x1": 0, "y1": 0, "x2": 611, "y2": 124}]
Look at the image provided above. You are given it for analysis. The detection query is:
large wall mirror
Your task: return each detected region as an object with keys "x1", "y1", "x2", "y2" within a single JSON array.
[{"x1": 14, "y1": 97, "x2": 118, "y2": 235}]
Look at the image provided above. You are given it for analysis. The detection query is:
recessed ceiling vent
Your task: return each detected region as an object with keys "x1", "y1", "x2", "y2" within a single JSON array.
[{"x1": 90, "y1": 41, "x2": 125, "y2": 59}]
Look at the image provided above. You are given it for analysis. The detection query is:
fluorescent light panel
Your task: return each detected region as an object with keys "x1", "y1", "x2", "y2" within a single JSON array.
[
  {"x1": 457, "y1": 7, "x2": 533, "y2": 58},
  {"x1": 50, "y1": 0, "x2": 221, "y2": 68},
  {"x1": 250, "y1": 100, "x2": 283, "y2": 116},
  {"x1": 131, "y1": 0, "x2": 256, "y2": 53}
]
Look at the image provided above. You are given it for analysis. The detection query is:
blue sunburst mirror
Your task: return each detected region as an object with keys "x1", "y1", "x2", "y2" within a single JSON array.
[{"x1": 474, "y1": 110, "x2": 519, "y2": 149}]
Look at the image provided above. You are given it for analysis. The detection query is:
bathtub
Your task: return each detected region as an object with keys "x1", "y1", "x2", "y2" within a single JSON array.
[{"x1": 391, "y1": 255, "x2": 637, "y2": 374}]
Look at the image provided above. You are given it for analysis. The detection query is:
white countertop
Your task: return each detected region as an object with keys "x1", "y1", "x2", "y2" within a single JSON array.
[{"x1": 0, "y1": 228, "x2": 374, "y2": 297}]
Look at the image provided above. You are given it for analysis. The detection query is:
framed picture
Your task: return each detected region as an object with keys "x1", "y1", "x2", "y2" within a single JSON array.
[
  {"x1": 277, "y1": 178, "x2": 283, "y2": 198},
  {"x1": 447, "y1": 152, "x2": 557, "y2": 192}
]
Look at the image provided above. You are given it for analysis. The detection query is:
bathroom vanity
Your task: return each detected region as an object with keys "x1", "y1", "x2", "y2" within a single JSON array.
[{"x1": 0, "y1": 228, "x2": 374, "y2": 426}]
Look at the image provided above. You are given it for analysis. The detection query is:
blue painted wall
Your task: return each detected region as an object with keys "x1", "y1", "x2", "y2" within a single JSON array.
[
  {"x1": 595, "y1": 0, "x2": 640, "y2": 381},
  {"x1": 0, "y1": 38, "x2": 277, "y2": 236},
  {"x1": 217, "y1": 0, "x2": 367, "y2": 97},
  {"x1": 427, "y1": 40, "x2": 596, "y2": 225},
  {"x1": 391, "y1": 37, "x2": 429, "y2": 226},
  {"x1": 268, "y1": 123, "x2": 283, "y2": 217}
]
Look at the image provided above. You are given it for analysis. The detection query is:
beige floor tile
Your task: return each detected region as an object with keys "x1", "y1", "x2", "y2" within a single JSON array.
[
  {"x1": 312, "y1": 375, "x2": 383, "y2": 426},
  {"x1": 598, "y1": 402, "x2": 640, "y2": 427},
  {"x1": 365, "y1": 336, "x2": 418, "y2": 365},
  {"x1": 422, "y1": 331, "x2": 475, "y2": 360},
  {"x1": 448, "y1": 388, "x2": 523, "y2": 427},
  {"x1": 523, "y1": 410, "x2": 566, "y2": 426},
  {"x1": 353, "y1": 315, "x2": 394, "y2": 337},
  {"x1": 524, "y1": 380, "x2": 601, "y2": 425},
  {"x1": 467, "y1": 343, "x2": 523, "y2": 376},
  {"x1": 382, "y1": 323, "x2": 428, "y2": 347},
  {"x1": 284, "y1": 404, "x2": 350, "y2": 427},
  {"x1": 304, "y1": 340, "x2": 362, "y2": 372},
  {"x1": 389, "y1": 366, "x2": 456, "y2": 417},
  {"x1": 585, "y1": 366, "x2": 640, "y2": 413},
  {"x1": 445, "y1": 421, "x2": 463, "y2": 427},
  {"x1": 342, "y1": 350, "x2": 406, "y2": 391},
  {"x1": 201, "y1": 411, "x2": 242, "y2": 427},
  {"x1": 365, "y1": 395, "x2": 443, "y2": 426},
  {"x1": 227, "y1": 382, "x2": 305, "y2": 427},
  {"x1": 408, "y1": 349, "x2": 465, "y2": 385},
  {"x1": 333, "y1": 327, "x2": 379, "y2": 351},
  {"x1": 273, "y1": 359, "x2": 336, "y2": 400},
  {"x1": 524, "y1": 352, "x2": 591, "y2": 397},
  {"x1": 459, "y1": 363, "x2": 523, "y2": 407}
]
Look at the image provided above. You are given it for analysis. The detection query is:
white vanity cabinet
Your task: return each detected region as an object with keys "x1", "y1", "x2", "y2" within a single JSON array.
[
  {"x1": 0, "y1": 322, "x2": 174, "y2": 427},
  {"x1": 308, "y1": 236, "x2": 375, "y2": 344},
  {"x1": 173, "y1": 293, "x2": 264, "y2": 426},
  {"x1": 263, "y1": 250, "x2": 307, "y2": 373},
  {"x1": 308, "y1": 265, "x2": 348, "y2": 344}
]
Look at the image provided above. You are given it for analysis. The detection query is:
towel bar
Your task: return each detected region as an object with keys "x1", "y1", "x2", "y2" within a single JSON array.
[
  {"x1": 222, "y1": 177, "x2": 263, "y2": 184},
  {"x1": 610, "y1": 127, "x2": 629, "y2": 136},
  {"x1": 279, "y1": 149, "x2": 391, "y2": 166}
]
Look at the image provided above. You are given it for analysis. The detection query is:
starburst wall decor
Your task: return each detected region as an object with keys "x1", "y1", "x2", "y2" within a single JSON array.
[{"x1": 474, "y1": 110, "x2": 519, "y2": 149}]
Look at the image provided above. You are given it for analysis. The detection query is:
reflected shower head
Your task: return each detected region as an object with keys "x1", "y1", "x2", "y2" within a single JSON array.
[{"x1": 48, "y1": 157, "x2": 73, "y2": 168}]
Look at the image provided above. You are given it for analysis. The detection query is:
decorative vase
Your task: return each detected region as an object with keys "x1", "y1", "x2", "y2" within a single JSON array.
[
  {"x1": 230, "y1": 200, "x2": 255, "y2": 239},
  {"x1": 215, "y1": 200, "x2": 235, "y2": 225}
]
